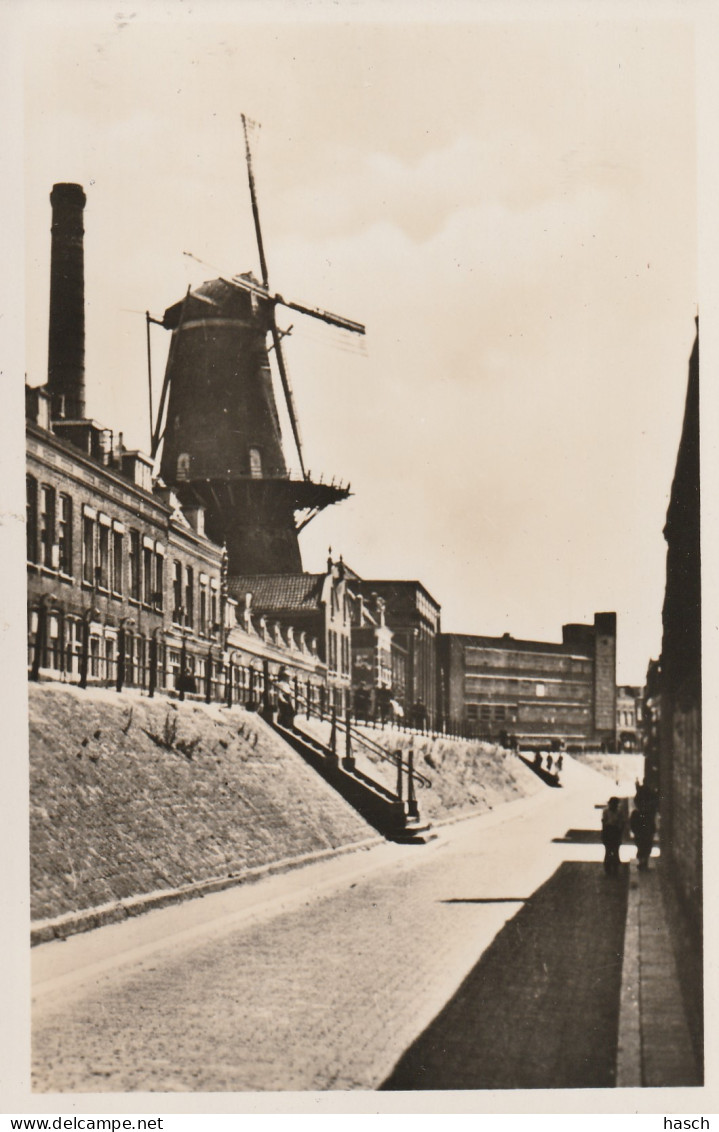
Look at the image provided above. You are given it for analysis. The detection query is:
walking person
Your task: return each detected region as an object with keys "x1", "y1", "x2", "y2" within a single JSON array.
[
  {"x1": 630, "y1": 788, "x2": 657, "y2": 871},
  {"x1": 601, "y1": 796, "x2": 624, "y2": 876}
]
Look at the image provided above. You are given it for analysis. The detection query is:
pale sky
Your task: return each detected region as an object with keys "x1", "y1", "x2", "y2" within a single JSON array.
[{"x1": 20, "y1": 1, "x2": 700, "y2": 685}]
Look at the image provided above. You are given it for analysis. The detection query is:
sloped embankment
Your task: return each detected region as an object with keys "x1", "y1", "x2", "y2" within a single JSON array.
[
  {"x1": 572, "y1": 753, "x2": 645, "y2": 795},
  {"x1": 297, "y1": 717, "x2": 544, "y2": 822},
  {"x1": 29, "y1": 684, "x2": 375, "y2": 926}
]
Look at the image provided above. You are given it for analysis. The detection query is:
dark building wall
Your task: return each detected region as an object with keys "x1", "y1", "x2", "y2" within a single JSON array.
[
  {"x1": 659, "y1": 323, "x2": 701, "y2": 932},
  {"x1": 642, "y1": 657, "x2": 662, "y2": 791}
]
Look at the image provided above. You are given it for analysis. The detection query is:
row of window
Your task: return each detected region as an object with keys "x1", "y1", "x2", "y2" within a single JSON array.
[
  {"x1": 467, "y1": 703, "x2": 509, "y2": 723},
  {"x1": 617, "y1": 708, "x2": 637, "y2": 727},
  {"x1": 176, "y1": 446, "x2": 264, "y2": 482},
  {"x1": 27, "y1": 477, "x2": 73, "y2": 573},
  {"x1": 465, "y1": 649, "x2": 592, "y2": 676},
  {"x1": 28, "y1": 612, "x2": 333, "y2": 709},
  {"x1": 464, "y1": 674, "x2": 592, "y2": 700},
  {"x1": 27, "y1": 475, "x2": 220, "y2": 634},
  {"x1": 29, "y1": 619, "x2": 220, "y2": 686}
]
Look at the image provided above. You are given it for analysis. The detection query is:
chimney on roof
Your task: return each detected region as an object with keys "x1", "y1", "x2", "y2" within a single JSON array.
[{"x1": 47, "y1": 183, "x2": 86, "y2": 421}]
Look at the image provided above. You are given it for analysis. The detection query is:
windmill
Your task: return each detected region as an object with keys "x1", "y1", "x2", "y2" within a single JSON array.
[{"x1": 154, "y1": 115, "x2": 365, "y2": 576}]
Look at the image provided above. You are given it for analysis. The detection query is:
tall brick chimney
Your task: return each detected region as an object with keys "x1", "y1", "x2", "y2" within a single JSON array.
[{"x1": 47, "y1": 182, "x2": 86, "y2": 420}]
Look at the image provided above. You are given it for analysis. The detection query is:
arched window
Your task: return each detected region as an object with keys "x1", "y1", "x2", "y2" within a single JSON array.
[
  {"x1": 249, "y1": 448, "x2": 263, "y2": 478},
  {"x1": 177, "y1": 453, "x2": 191, "y2": 481}
]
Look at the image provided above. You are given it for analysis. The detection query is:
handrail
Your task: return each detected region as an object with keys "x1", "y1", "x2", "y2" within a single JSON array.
[
  {"x1": 345, "y1": 720, "x2": 432, "y2": 789},
  {"x1": 296, "y1": 707, "x2": 432, "y2": 789}
]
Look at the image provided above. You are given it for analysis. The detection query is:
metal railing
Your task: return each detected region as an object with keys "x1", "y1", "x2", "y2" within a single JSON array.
[
  {"x1": 28, "y1": 621, "x2": 493, "y2": 753},
  {"x1": 288, "y1": 698, "x2": 432, "y2": 791}
]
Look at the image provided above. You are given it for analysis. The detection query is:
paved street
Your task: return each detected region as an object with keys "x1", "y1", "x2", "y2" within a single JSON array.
[{"x1": 33, "y1": 763, "x2": 628, "y2": 1093}]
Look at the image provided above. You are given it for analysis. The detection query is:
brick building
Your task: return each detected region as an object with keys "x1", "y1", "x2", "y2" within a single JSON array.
[
  {"x1": 26, "y1": 181, "x2": 330, "y2": 708},
  {"x1": 349, "y1": 592, "x2": 394, "y2": 722},
  {"x1": 26, "y1": 386, "x2": 225, "y2": 693},
  {"x1": 351, "y1": 580, "x2": 441, "y2": 728},
  {"x1": 438, "y1": 613, "x2": 617, "y2": 749},
  {"x1": 229, "y1": 558, "x2": 353, "y2": 712}
]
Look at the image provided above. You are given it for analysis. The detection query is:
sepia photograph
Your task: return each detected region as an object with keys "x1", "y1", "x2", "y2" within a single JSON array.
[{"x1": 2, "y1": 0, "x2": 714, "y2": 1116}]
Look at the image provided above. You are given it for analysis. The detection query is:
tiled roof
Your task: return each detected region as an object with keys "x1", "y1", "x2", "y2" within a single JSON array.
[{"x1": 229, "y1": 574, "x2": 324, "y2": 613}]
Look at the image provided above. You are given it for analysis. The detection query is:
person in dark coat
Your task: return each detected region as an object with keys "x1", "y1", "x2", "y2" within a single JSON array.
[
  {"x1": 601, "y1": 796, "x2": 624, "y2": 876},
  {"x1": 630, "y1": 789, "x2": 657, "y2": 870},
  {"x1": 276, "y1": 666, "x2": 295, "y2": 728}
]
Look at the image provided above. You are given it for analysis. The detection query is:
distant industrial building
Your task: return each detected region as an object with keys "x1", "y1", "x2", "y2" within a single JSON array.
[{"x1": 438, "y1": 613, "x2": 617, "y2": 750}]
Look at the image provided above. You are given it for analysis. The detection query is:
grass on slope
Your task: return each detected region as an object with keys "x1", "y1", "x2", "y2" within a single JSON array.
[
  {"x1": 29, "y1": 684, "x2": 375, "y2": 923},
  {"x1": 296, "y1": 716, "x2": 544, "y2": 822}
]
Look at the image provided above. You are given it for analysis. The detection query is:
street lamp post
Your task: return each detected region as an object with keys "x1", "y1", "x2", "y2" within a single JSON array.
[
  {"x1": 148, "y1": 627, "x2": 163, "y2": 698},
  {"x1": 116, "y1": 616, "x2": 135, "y2": 693},
  {"x1": 205, "y1": 643, "x2": 214, "y2": 704},
  {"x1": 179, "y1": 612, "x2": 188, "y2": 702},
  {"x1": 79, "y1": 605, "x2": 100, "y2": 690},
  {"x1": 30, "y1": 593, "x2": 56, "y2": 682},
  {"x1": 226, "y1": 650, "x2": 240, "y2": 708}
]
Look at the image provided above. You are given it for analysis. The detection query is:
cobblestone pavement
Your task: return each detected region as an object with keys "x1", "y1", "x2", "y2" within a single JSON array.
[
  {"x1": 381, "y1": 860, "x2": 628, "y2": 1089},
  {"x1": 33, "y1": 776, "x2": 624, "y2": 1093}
]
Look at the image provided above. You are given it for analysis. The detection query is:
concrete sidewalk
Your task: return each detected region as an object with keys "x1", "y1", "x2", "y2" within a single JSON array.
[{"x1": 617, "y1": 859, "x2": 701, "y2": 1088}]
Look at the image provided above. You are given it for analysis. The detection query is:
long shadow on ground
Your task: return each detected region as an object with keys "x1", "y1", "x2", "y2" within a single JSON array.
[{"x1": 381, "y1": 861, "x2": 628, "y2": 1091}]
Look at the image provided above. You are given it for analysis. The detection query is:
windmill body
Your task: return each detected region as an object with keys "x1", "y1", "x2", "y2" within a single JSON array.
[
  {"x1": 160, "y1": 277, "x2": 285, "y2": 481},
  {"x1": 155, "y1": 117, "x2": 362, "y2": 578},
  {"x1": 158, "y1": 275, "x2": 351, "y2": 575}
]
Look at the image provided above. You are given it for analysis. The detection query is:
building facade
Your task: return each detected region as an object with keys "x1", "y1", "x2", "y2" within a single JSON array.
[
  {"x1": 349, "y1": 592, "x2": 394, "y2": 722},
  {"x1": 351, "y1": 580, "x2": 441, "y2": 728},
  {"x1": 26, "y1": 390, "x2": 225, "y2": 693},
  {"x1": 229, "y1": 558, "x2": 353, "y2": 711},
  {"x1": 438, "y1": 613, "x2": 617, "y2": 749},
  {"x1": 616, "y1": 684, "x2": 643, "y2": 750},
  {"x1": 26, "y1": 384, "x2": 331, "y2": 708}
]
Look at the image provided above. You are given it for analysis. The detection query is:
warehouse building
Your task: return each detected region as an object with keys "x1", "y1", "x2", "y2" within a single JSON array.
[{"x1": 438, "y1": 613, "x2": 617, "y2": 750}]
